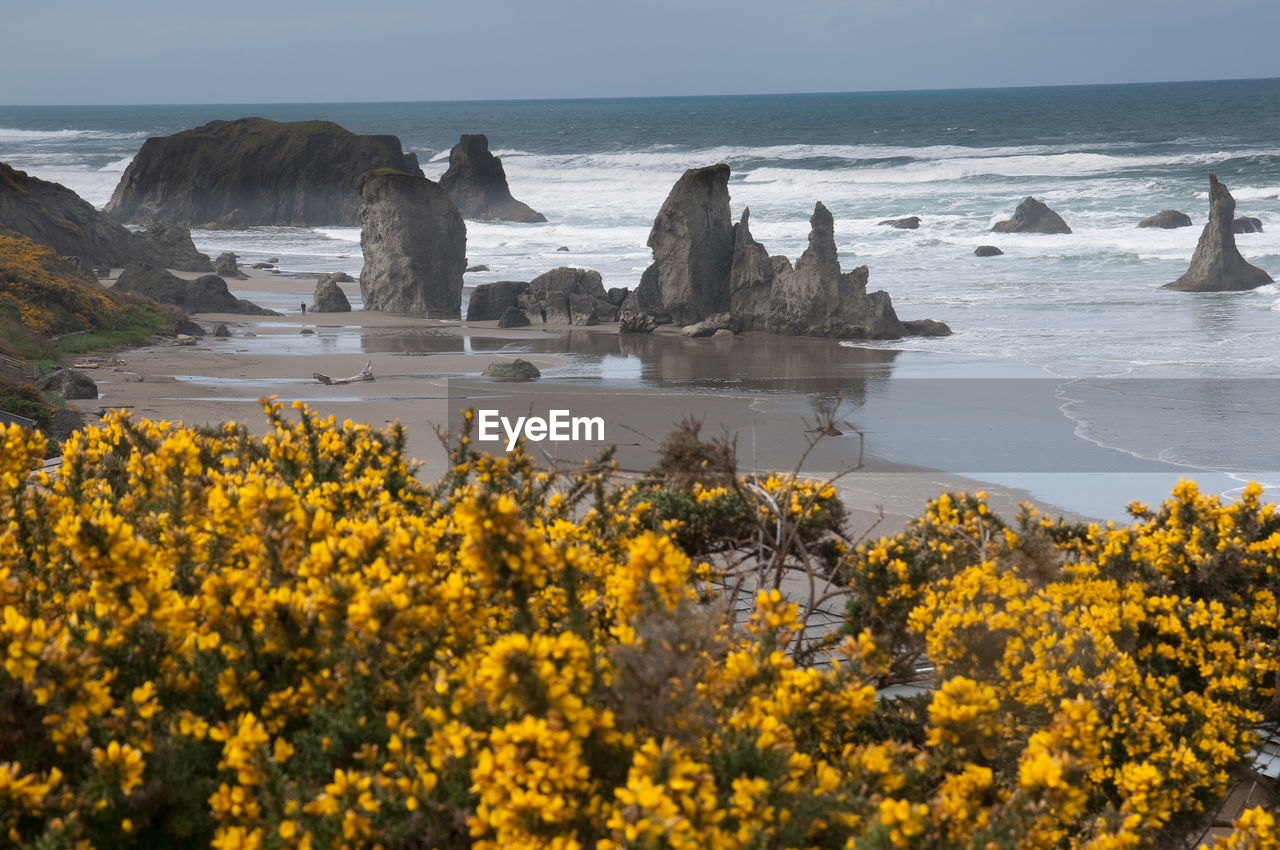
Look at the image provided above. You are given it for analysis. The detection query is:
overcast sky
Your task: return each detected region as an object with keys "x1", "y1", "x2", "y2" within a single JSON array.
[{"x1": 6, "y1": 0, "x2": 1279, "y2": 104}]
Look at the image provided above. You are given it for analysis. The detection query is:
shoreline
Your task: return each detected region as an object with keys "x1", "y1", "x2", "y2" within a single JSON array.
[{"x1": 71, "y1": 268, "x2": 1103, "y2": 533}]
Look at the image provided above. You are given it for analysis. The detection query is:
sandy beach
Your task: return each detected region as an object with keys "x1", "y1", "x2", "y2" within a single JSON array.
[{"x1": 68, "y1": 268, "x2": 1088, "y2": 533}]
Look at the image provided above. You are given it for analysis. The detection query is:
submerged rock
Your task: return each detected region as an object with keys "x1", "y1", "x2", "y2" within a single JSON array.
[
  {"x1": 310, "y1": 273, "x2": 352, "y2": 313},
  {"x1": 483, "y1": 358, "x2": 541, "y2": 381},
  {"x1": 1164, "y1": 175, "x2": 1273, "y2": 292},
  {"x1": 991, "y1": 197, "x2": 1071, "y2": 234},
  {"x1": 114, "y1": 262, "x2": 278, "y2": 315},
  {"x1": 106, "y1": 117, "x2": 423, "y2": 227},
  {"x1": 439, "y1": 134, "x2": 546, "y2": 223},
  {"x1": 1138, "y1": 210, "x2": 1192, "y2": 229},
  {"x1": 357, "y1": 169, "x2": 466, "y2": 318}
]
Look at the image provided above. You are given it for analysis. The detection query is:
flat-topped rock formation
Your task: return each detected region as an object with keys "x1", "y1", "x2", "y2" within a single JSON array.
[
  {"x1": 1138, "y1": 210, "x2": 1192, "y2": 229},
  {"x1": 358, "y1": 169, "x2": 466, "y2": 318},
  {"x1": 1234, "y1": 216, "x2": 1264, "y2": 234},
  {"x1": 0, "y1": 162, "x2": 211, "y2": 271},
  {"x1": 879, "y1": 216, "x2": 921, "y2": 229},
  {"x1": 105, "y1": 117, "x2": 423, "y2": 227},
  {"x1": 992, "y1": 197, "x2": 1071, "y2": 234},
  {"x1": 624, "y1": 165, "x2": 947, "y2": 339},
  {"x1": 114, "y1": 263, "x2": 277, "y2": 315},
  {"x1": 439, "y1": 134, "x2": 546, "y2": 223},
  {"x1": 1164, "y1": 175, "x2": 1273, "y2": 292}
]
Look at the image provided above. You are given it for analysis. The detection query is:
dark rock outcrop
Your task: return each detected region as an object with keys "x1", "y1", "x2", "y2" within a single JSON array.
[
  {"x1": 0, "y1": 162, "x2": 211, "y2": 271},
  {"x1": 517, "y1": 267, "x2": 615, "y2": 326},
  {"x1": 879, "y1": 216, "x2": 921, "y2": 229},
  {"x1": 483, "y1": 358, "x2": 540, "y2": 381},
  {"x1": 311, "y1": 273, "x2": 352, "y2": 313},
  {"x1": 497, "y1": 306, "x2": 531, "y2": 328},
  {"x1": 631, "y1": 164, "x2": 734, "y2": 326},
  {"x1": 1234, "y1": 216, "x2": 1264, "y2": 234},
  {"x1": 467, "y1": 280, "x2": 529, "y2": 321},
  {"x1": 215, "y1": 252, "x2": 248, "y2": 280},
  {"x1": 213, "y1": 323, "x2": 231, "y2": 337},
  {"x1": 105, "y1": 117, "x2": 423, "y2": 227},
  {"x1": 439, "y1": 134, "x2": 546, "y2": 223},
  {"x1": 681, "y1": 313, "x2": 734, "y2": 338},
  {"x1": 176, "y1": 318, "x2": 206, "y2": 336},
  {"x1": 902, "y1": 319, "x2": 953, "y2": 337},
  {"x1": 618, "y1": 310, "x2": 659, "y2": 334},
  {"x1": 974, "y1": 245, "x2": 1004, "y2": 257},
  {"x1": 1164, "y1": 175, "x2": 1273, "y2": 292},
  {"x1": 1138, "y1": 210, "x2": 1192, "y2": 229},
  {"x1": 992, "y1": 197, "x2": 1071, "y2": 234},
  {"x1": 37, "y1": 369, "x2": 98, "y2": 400},
  {"x1": 114, "y1": 263, "x2": 278, "y2": 315},
  {"x1": 357, "y1": 169, "x2": 466, "y2": 318},
  {"x1": 753, "y1": 203, "x2": 913, "y2": 339}
]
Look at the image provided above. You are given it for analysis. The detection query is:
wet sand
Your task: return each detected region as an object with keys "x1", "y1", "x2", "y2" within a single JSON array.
[{"x1": 77, "y1": 269, "x2": 1088, "y2": 532}]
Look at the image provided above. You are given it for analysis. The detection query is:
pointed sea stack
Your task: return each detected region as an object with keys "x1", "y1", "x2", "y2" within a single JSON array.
[
  {"x1": 439, "y1": 134, "x2": 546, "y2": 223},
  {"x1": 1163, "y1": 175, "x2": 1273, "y2": 292},
  {"x1": 992, "y1": 197, "x2": 1071, "y2": 234},
  {"x1": 629, "y1": 164, "x2": 734, "y2": 326},
  {"x1": 358, "y1": 169, "x2": 466, "y2": 318}
]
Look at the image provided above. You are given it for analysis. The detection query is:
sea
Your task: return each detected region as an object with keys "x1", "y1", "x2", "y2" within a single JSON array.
[{"x1": 2, "y1": 79, "x2": 1279, "y2": 518}]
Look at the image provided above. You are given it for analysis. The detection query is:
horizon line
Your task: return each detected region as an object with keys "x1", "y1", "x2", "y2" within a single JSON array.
[{"x1": 3, "y1": 75, "x2": 1278, "y2": 110}]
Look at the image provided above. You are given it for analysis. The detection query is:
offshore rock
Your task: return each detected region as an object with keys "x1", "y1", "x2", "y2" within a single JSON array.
[
  {"x1": 215, "y1": 252, "x2": 248, "y2": 280},
  {"x1": 106, "y1": 117, "x2": 423, "y2": 227},
  {"x1": 974, "y1": 245, "x2": 1004, "y2": 257},
  {"x1": 879, "y1": 216, "x2": 921, "y2": 229},
  {"x1": 634, "y1": 164, "x2": 734, "y2": 326},
  {"x1": 0, "y1": 162, "x2": 211, "y2": 271},
  {"x1": 1138, "y1": 210, "x2": 1192, "y2": 229},
  {"x1": 759, "y1": 203, "x2": 909, "y2": 339},
  {"x1": 310, "y1": 273, "x2": 352, "y2": 313},
  {"x1": 114, "y1": 263, "x2": 278, "y2": 315},
  {"x1": 357, "y1": 169, "x2": 466, "y2": 318},
  {"x1": 1234, "y1": 216, "x2": 1264, "y2": 234},
  {"x1": 467, "y1": 280, "x2": 529, "y2": 321},
  {"x1": 1164, "y1": 175, "x2": 1273, "y2": 292},
  {"x1": 518, "y1": 267, "x2": 614, "y2": 326},
  {"x1": 991, "y1": 197, "x2": 1072, "y2": 234},
  {"x1": 727, "y1": 208, "x2": 779, "y2": 329},
  {"x1": 439, "y1": 134, "x2": 546, "y2": 223}
]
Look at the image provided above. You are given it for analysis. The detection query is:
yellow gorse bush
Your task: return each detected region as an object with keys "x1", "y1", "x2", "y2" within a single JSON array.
[{"x1": 0, "y1": 403, "x2": 1277, "y2": 849}]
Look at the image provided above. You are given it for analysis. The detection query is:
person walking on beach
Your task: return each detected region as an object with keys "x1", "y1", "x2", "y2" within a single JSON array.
[{"x1": 301, "y1": 302, "x2": 307, "y2": 314}]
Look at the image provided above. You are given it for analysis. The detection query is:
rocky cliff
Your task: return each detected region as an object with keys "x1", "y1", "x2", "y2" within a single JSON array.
[
  {"x1": 358, "y1": 169, "x2": 466, "y2": 318},
  {"x1": 105, "y1": 118, "x2": 423, "y2": 227},
  {"x1": 1163, "y1": 175, "x2": 1273, "y2": 292},
  {"x1": 0, "y1": 162, "x2": 211, "y2": 271},
  {"x1": 439, "y1": 134, "x2": 546, "y2": 223}
]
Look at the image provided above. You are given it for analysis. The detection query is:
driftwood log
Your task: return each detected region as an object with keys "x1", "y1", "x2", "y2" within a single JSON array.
[{"x1": 314, "y1": 361, "x2": 374, "y2": 385}]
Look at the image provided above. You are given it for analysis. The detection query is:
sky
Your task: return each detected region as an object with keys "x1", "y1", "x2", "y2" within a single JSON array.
[{"x1": 5, "y1": 0, "x2": 1280, "y2": 104}]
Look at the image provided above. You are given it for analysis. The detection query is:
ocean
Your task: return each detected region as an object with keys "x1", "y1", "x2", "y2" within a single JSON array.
[{"x1": 2, "y1": 79, "x2": 1279, "y2": 516}]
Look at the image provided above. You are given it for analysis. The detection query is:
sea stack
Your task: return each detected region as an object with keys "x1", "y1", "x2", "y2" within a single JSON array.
[
  {"x1": 992, "y1": 197, "x2": 1072, "y2": 234},
  {"x1": 357, "y1": 169, "x2": 466, "y2": 318},
  {"x1": 439, "y1": 134, "x2": 546, "y2": 223},
  {"x1": 630, "y1": 164, "x2": 734, "y2": 326},
  {"x1": 1163, "y1": 175, "x2": 1273, "y2": 292},
  {"x1": 106, "y1": 117, "x2": 423, "y2": 227},
  {"x1": 310, "y1": 273, "x2": 352, "y2": 313}
]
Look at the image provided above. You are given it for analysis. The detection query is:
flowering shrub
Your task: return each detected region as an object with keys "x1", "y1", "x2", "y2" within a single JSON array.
[{"x1": 0, "y1": 405, "x2": 1277, "y2": 849}]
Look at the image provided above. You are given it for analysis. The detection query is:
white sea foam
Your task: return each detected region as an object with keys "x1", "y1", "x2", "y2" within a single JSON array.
[{"x1": 0, "y1": 127, "x2": 148, "y2": 144}]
